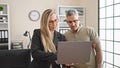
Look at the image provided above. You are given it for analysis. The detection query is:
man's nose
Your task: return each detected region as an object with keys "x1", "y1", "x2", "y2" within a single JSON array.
[{"x1": 71, "y1": 22, "x2": 75, "y2": 26}]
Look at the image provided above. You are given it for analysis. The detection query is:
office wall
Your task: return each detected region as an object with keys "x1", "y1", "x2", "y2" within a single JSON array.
[
  {"x1": 0, "y1": 0, "x2": 98, "y2": 48},
  {"x1": 79, "y1": 0, "x2": 98, "y2": 31}
]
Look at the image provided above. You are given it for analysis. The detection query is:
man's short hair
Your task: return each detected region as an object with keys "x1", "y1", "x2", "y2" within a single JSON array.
[{"x1": 66, "y1": 9, "x2": 78, "y2": 17}]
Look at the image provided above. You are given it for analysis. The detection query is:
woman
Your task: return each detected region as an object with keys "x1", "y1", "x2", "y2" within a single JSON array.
[{"x1": 28, "y1": 9, "x2": 65, "y2": 68}]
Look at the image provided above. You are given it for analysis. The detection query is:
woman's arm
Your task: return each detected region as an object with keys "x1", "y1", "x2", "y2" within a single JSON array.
[{"x1": 31, "y1": 29, "x2": 56, "y2": 62}]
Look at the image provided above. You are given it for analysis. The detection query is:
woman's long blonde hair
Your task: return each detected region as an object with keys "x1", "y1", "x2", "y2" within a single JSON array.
[{"x1": 40, "y1": 9, "x2": 56, "y2": 53}]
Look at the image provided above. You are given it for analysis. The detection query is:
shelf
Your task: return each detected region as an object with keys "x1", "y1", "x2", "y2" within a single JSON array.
[
  {"x1": 0, "y1": 43, "x2": 8, "y2": 46},
  {"x1": 0, "y1": 3, "x2": 10, "y2": 50},
  {"x1": 0, "y1": 14, "x2": 8, "y2": 16},
  {"x1": 0, "y1": 23, "x2": 8, "y2": 30}
]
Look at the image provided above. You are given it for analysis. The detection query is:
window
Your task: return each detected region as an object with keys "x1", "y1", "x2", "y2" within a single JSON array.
[{"x1": 99, "y1": 0, "x2": 120, "y2": 68}]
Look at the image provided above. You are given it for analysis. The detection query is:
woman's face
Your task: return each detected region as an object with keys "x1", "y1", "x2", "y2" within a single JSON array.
[{"x1": 48, "y1": 14, "x2": 58, "y2": 31}]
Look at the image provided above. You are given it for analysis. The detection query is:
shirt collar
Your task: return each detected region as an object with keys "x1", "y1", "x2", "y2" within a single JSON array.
[{"x1": 70, "y1": 25, "x2": 83, "y2": 33}]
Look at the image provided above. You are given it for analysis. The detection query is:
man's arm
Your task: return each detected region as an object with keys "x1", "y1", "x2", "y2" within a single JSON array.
[
  {"x1": 93, "y1": 44, "x2": 102, "y2": 68},
  {"x1": 89, "y1": 27, "x2": 102, "y2": 68}
]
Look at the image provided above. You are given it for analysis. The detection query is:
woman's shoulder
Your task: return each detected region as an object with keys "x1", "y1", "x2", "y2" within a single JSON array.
[
  {"x1": 55, "y1": 31, "x2": 66, "y2": 41},
  {"x1": 55, "y1": 31, "x2": 65, "y2": 38},
  {"x1": 55, "y1": 31, "x2": 63, "y2": 35},
  {"x1": 33, "y1": 29, "x2": 41, "y2": 36},
  {"x1": 33, "y1": 29, "x2": 41, "y2": 33},
  {"x1": 34, "y1": 29, "x2": 40, "y2": 32}
]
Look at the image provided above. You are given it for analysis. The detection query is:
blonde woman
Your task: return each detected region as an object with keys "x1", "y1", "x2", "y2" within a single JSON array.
[{"x1": 28, "y1": 9, "x2": 65, "y2": 68}]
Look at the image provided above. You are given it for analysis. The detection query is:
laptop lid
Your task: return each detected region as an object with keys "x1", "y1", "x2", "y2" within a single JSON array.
[{"x1": 57, "y1": 41, "x2": 92, "y2": 64}]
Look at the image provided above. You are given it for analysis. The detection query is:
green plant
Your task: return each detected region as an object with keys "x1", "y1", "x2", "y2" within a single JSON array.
[{"x1": 0, "y1": 6, "x2": 3, "y2": 11}]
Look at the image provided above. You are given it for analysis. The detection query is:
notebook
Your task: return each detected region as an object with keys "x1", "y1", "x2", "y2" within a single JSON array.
[{"x1": 57, "y1": 41, "x2": 92, "y2": 64}]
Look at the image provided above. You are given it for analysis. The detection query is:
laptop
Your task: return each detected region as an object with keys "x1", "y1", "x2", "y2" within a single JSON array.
[{"x1": 57, "y1": 41, "x2": 92, "y2": 64}]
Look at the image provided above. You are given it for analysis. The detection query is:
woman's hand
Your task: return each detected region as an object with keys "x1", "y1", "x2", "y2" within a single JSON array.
[{"x1": 65, "y1": 63, "x2": 74, "y2": 66}]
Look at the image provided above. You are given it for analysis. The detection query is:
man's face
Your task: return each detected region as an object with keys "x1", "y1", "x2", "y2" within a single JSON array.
[{"x1": 66, "y1": 14, "x2": 80, "y2": 31}]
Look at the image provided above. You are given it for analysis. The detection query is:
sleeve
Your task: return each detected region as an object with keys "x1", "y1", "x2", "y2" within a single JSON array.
[
  {"x1": 88, "y1": 27, "x2": 101, "y2": 50},
  {"x1": 88, "y1": 27, "x2": 102, "y2": 68},
  {"x1": 31, "y1": 29, "x2": 57, "y2": 62}
]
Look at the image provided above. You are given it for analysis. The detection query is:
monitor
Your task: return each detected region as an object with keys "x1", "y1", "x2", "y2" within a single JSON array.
[{"x1": 0, "y1": 49, "x2": 31, "y2": 68}]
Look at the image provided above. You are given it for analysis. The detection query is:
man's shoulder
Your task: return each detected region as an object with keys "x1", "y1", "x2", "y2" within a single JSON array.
[
  {"x1": 81, "y1": 26, "x2": 94, "y2": 32},
  {"x1": 82, "y1": 26, "x2": 94, "y2": 30}
]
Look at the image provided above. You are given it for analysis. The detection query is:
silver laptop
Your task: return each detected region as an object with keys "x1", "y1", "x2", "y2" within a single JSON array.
[{"x1": 57, "y1": 41, "x2": 92, "y2": 64}]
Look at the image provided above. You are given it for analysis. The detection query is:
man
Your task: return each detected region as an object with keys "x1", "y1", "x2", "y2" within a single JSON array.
[{"x1": 64, "y1": 9, "x2": 102, "y2": 68}]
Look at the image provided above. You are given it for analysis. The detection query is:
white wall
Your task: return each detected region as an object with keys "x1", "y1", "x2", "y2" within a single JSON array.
[
  {"x1": 79, "y1": 0, "x2": 98, "y2": 31},
  {"x1": 0, "y1": 0, "x2": 98, "y2": 48}
]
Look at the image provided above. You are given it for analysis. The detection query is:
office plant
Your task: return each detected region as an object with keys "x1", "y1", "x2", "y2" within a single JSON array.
[{"x1": 0, "y1": 6, "x2": 3, "y2": 11}]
